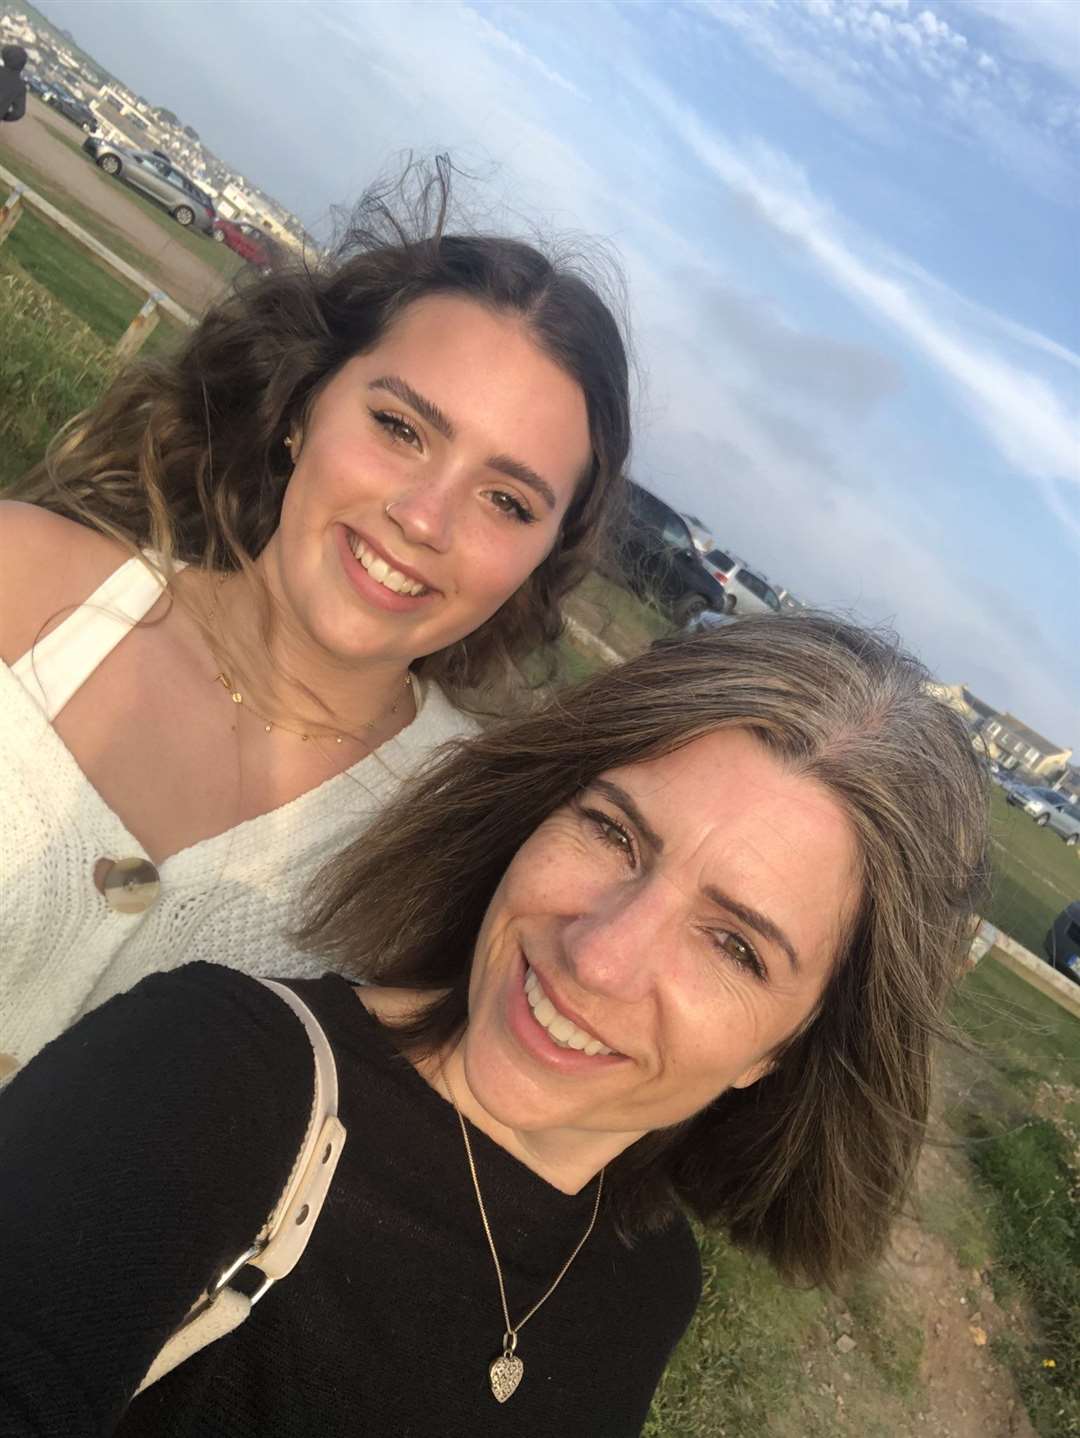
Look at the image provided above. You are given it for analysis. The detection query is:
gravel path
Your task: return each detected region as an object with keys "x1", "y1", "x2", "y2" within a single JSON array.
[{"x1": 0, "y1": 97, "x2": 229, "y2": 315}]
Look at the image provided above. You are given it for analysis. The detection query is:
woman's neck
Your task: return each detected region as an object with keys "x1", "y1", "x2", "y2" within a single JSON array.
[
  {"x1": 358, "y1": 987, "x2": 642, "y2": 1196},
  {"x1": 182, "y1": 565, "x2": 416, "y2": 741}
]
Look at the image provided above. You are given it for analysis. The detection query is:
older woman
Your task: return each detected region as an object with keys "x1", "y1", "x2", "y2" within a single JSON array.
[
  {"x1": 0, "y1": 159, "x2": 630, "y2": 1071},
  {"x1": 0, "y1": 614, "x2": 988, "y2": 1436}
]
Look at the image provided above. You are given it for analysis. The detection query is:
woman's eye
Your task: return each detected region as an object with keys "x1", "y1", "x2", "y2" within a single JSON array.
[
  {"x1": 487, "y1": 490, "x2": 538, "y2": 526},
  {"x1": 580, "y1": 807, "x2": 637, "y2": 867},
  {"x1": 372, "y1": 409, "x2": 421, "y2": 450},
  {"x1": 710, "y1": 929, "x2": 767, "y2": 983}
]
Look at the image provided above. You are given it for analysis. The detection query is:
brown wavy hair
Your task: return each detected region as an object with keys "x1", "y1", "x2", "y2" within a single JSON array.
[
  {"x1": 300, "y1": 612, "x2": 990, "y2": 1287},
  {"x1": 12, "y1": 158, "x2": 631, "y2": 703}
]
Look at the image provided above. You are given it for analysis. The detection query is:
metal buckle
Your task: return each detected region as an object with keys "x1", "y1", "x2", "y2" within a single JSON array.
[{"x1": 208, "y1": 1240, "x2": 275, "y2": 1307}]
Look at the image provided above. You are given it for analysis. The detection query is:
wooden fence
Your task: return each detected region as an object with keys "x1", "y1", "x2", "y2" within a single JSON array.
[{"x1": 0, "y1": 159, "x2": 196, "y2": 358}]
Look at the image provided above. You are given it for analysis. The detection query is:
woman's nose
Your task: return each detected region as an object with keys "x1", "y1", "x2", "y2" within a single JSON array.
[
  {"x1": 561, "y1": 878, "x2": 672, "y2": 1003},
  {"x1": 384, "y1": 478, "x2": 455, "y2": 552}
]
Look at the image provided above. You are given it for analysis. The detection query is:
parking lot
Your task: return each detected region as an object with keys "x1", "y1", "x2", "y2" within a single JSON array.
[{"x1": 0, "y1": 95, "x2": 229, "y2": 312}]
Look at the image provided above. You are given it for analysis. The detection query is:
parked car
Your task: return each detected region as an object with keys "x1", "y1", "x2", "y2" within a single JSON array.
[
  {"x1": 728, "y1": 567, "x2": 782, "y2": 616},
  {"x1": 1011, "y1": 787, "x2": 1080, "y2": 844},
  {"x1": 701, "y1": 547, "x2": 740, "y2": 585},
  {"x1": 1043, "y1": 902, "x2": 1080, "y2": 985},
  {"x1": 698, "y1": 549, "x2": 782, "y2": 616},
  {"x1": 81, "y1": 136, "x2": 216, "y2": 234},
  {"x1": 212, "y1": 216, "x2": 284, "y2": 272},
  {"x1": 45, "y1": 88, "x2": 96, "y2": 131},
  {"x1": 615, "y1": 483, "x2": 727, "y2": 625}
]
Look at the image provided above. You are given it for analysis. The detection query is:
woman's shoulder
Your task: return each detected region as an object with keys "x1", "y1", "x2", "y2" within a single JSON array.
[{"x1": 0, "y1": 502, "x2": 130, "y2": 664}]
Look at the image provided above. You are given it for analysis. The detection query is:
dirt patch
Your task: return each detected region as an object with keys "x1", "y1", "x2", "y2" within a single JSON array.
[{"x1": 0, "y1": 97, "x2": 229, "y2": 314}]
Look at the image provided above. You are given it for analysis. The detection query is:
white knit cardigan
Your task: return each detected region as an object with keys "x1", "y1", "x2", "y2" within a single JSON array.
[{"x1": 0, "y1": 564, "x2": 478, "y2": 1069}]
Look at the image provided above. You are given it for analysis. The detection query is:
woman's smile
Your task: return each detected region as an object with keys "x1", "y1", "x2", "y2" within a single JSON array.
[
  {"x1": 502, "y1": 948, "x2": 628, "y2": 1073},
  {"x1": 335, "y1": 523, "x2": 438, "y2": 614}
]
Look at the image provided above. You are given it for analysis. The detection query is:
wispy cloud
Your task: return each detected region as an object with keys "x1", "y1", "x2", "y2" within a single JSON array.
[
  {"x1": 628, "y1": 72, "x2": 1080, "y2": 508},
  {"x1": 698, "y1": 0, "x2": 1080, "y2": 201}
]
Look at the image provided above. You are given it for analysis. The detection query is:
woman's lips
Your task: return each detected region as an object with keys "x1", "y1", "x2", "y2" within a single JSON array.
[
  {"x1": 335, "y1": 524, "x2": 437, "y2": 612},
  {"x1": 504, "y1": 950, "x2": 627, "y2": 1072}
]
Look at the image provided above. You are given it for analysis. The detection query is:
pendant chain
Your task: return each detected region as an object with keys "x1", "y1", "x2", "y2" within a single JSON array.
[
  {"x1": 443, "y1": 1068, "x2": 605, "y2": 1347},
  {"x1": 205, "y1": 578, "x2": 411, "y2": 745}
]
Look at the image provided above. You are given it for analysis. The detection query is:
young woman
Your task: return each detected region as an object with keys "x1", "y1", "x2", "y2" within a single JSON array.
[
  {"x1": 0, "y1": 614, "x2": 989, "y2": 1436},
  {"x1": 0, "y1": 164, "x2": 630, "y2": 1071}
]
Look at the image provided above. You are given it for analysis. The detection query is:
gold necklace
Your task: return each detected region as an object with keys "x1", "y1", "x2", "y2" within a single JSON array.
[
  {"x1": 205, "y1": 576, "x2": 412, "y2": 745},
  {"x1": 213, "y1": 670, "x2": 411, "y2": 745},
  {"x1": 442, "y1": 1067, "x2": 605, "y2": 1404}
]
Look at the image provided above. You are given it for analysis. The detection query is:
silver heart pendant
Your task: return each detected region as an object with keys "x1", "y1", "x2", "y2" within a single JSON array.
[{"x1": 489, "y1": 1352, "x2": 524, "y2": 1402}]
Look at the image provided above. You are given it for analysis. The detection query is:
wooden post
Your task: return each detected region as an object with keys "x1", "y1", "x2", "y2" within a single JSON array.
[
  {"x1": 0, "y1": 185, "x2": 25, "y2": 246},
  {"x1": 114, "y1": 290, "x2": 164, "y2": 362}
]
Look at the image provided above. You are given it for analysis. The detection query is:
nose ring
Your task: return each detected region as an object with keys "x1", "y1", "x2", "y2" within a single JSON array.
[{"x1": 384, "y1": 500, "x2": 397, "y2": 517}]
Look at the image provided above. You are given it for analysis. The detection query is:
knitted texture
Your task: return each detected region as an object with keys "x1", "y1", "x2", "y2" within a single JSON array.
[
  {"x1": 0, "y1": 644, "x2": 476, "y2": 1068},
  {"x1": 0, "y1": 964, "x2": 702, "y2": 1437}
]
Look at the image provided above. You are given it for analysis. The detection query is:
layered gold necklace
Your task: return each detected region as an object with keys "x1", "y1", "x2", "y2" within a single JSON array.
[
  {"x1": 213, "y1": 669, "x2": 412, "y2": 745},
  {"x1": 206, "y1": 575, "x2": 412, "y2": 747}
]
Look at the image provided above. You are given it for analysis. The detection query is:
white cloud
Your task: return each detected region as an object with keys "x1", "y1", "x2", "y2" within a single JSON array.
[
  {"x1": 960, "y1": 0, "x2": 1080, "y2": 88},
  {"x1": 461, "y1": 7, "x2": 585, "y2": 98},
  {"x1": 700, "y1": 0, "x2": 1080, "y2": 200},
  {"x1": 628, "y1": 73, "x2": 1080, "y2": 508}
]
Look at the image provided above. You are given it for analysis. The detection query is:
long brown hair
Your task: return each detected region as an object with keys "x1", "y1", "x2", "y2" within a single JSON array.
[
  {"x1": 12, "y1": 158, "x2": 631, "y2": 704},
  {"x1": 300, "y1": 612, "x2": 990, "y2": 1287}
]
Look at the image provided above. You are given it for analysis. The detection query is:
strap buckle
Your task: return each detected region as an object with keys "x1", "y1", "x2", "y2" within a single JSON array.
[{"x1": 208, "y1": 1240, "x2": 275, "y2": 1307}]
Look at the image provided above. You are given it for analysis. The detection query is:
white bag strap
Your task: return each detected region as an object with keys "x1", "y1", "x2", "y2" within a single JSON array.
[{"x1": 136, "y1": 978, "x2": 347, "y2": 1394}]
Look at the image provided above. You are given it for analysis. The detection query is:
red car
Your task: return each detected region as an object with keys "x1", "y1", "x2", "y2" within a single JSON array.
[{"x1": 212, "y1": 217, "x2": 282, "y2": 271}]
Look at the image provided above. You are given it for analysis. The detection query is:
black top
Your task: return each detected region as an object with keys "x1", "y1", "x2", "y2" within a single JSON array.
[{"x1": 0, "y1": 963, "x2": 701, "y2": 1437}]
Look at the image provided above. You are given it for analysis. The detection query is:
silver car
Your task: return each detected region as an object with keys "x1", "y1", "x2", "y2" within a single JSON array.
[
  {"x1": 81, "y1": 136, "x2": 216, "y2": 234},
  {"x1": 1017, "y1": 787, "x2": 1080, "y2": 846}
]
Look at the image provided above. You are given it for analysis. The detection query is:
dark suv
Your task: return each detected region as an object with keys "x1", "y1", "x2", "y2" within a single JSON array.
[{"x1": 614, "y1": 483, "x2": 727, "y2": 625}]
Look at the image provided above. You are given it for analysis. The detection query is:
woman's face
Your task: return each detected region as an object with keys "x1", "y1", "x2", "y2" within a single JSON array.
[
  {"x1": 263, "y1": 294, "x2": 592, "y2": 667},
  {"x1": 461, "y1": 728, "x2": 861, "y2": 1145}
]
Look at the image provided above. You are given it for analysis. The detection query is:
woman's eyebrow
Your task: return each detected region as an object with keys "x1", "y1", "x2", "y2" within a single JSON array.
[
  {"x1": 369, "y1": 375, "x2": 454, "y2": 439},
  {"x1": 702, "y1": 886, "x2": 801, "y2": 975},
  {"x1": 368, "y1": 375, "x2": 557, "y2": 511},
  {"x1": 590, "y1": 779, "x2": 665, "y2": 852}
]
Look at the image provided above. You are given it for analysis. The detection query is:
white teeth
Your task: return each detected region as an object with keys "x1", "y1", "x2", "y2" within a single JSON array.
[
  {"x1": 346, "y1": 533, "x2": 427, "y2": 597},
  {"x1": 523, "y1": 965, "x2": 614, "y2": 1055}
]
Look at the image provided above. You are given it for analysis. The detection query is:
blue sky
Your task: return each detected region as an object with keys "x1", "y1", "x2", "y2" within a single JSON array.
[{"x1": 39, "y1": 0, "x2": 1080, "y2": 751}]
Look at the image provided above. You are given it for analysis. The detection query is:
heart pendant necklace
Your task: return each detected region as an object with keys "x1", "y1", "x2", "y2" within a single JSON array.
[{"x1": 442, "y1": 1067, "x2": 605, "y2": 1403}]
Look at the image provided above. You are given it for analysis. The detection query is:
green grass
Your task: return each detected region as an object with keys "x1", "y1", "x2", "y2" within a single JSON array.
[
  {"x1": 952, "y1": 954, "x2": 1080, "y2": 1100},
  {"x1": 0, "y1": 265, "x2": 112, "y2": 488},
  {"x1": 948, "y1": 957, "x2": 1080, "y2": 1438},
  {"x1": 966, "y1": 1119, "x2": 1080, "y2": 1437},
  {"x1": 644, "y1": 1231, "x2": 827, "y2": 1437},
  {"x1": 3, "y1": 206, "x2": 184, "y2": 354},
  {"x1": 985, "y1": 785, "x2": 1079, "y2": 955}
]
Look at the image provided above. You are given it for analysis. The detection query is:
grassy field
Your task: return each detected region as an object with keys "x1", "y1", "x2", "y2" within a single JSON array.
[
  {"x1": 3, "y1": 206, "x2": 186, "y2": 353},
  {"x1": 947, "y1": 959, "x2": 1080, "y2": 1438},
  {"x1": 985, "y1": 785, "x2": 1079, "y2": 955}
]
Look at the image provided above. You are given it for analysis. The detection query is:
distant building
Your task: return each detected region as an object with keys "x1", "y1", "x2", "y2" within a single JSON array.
[
  {"x1": 1056, "y1": 766, "x2": 1080, "y2": 805},
  {"x1": 981, "y1": 713, "x2": 1072, "y2": 781},
  {"x1": 926, "y1": 683, "x2": 999, "y2": 735}
]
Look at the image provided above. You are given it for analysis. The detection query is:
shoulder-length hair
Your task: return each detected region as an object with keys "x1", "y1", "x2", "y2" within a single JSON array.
[
  {"x1": 11, "y1": 158, "x2": 631, "y2": 704},
  {"x1": 300, "y1": 612, "x2": 990, "y2": 1288}
]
